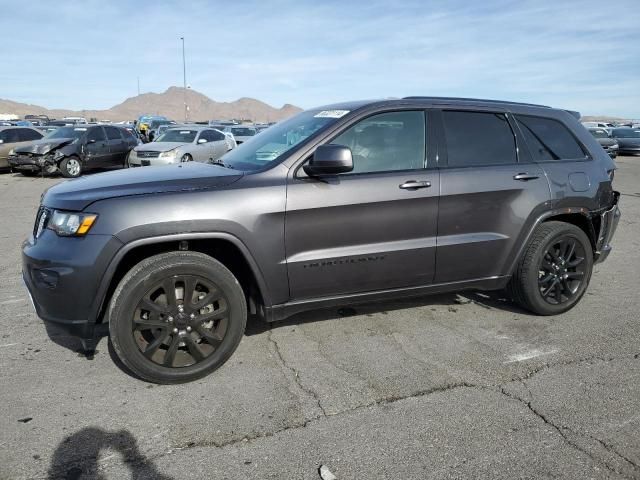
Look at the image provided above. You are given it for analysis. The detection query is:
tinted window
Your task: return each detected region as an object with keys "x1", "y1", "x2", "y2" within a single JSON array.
[
  {"x1": 86, "y1": 127, "x2": 106, "y2": 142},
  {"x1": 589, "y1": 129, "x2": 609, "y2": 139},
  {"x1": 442, "y1": 111, "x2": 516, "y2": 167},
  {"x1": 104, "y1": 126, "x2": 122, "y2": 140},
  {"x1": 516, "y1": 115, "x2": 586, "y2": 160},
  {"x1": 210, "y1": 130, "x2": 225, "y2": 141},
  {"x1": 18, "y1": 128, "x2": 43, "y2": 141},
  {"x1": 198, "y1": 130, "x2": 213, "y2": 142},
  {"x1": 330, "y1": 111, "x2": 426, "y2": 173}
]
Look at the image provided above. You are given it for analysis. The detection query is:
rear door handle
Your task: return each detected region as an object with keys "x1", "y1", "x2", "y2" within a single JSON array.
[
  {"x1": 399, "y1": 180, "x2": 431, "y2": 190},
  {"x1": 513, "y1": 173, "x2": 539, "y2": 181}
]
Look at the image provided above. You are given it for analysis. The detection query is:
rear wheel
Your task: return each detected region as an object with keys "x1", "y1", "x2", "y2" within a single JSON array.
[
  {"x1": 59, "y1": 156, "x2": 82, "y2": 178},
  {"x1": 109, "y1": 252, "x2": 246, "y2": 384},
  {"x1": 508, "y1": 221, "x2": 593, "y2": 315}
]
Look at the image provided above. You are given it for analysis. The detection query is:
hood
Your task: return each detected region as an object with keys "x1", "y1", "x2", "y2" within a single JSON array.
[
  {"x1": 15, "y1": 138, "x2": 75, "y2": 155},
  {"x1": 42, "y1": 162, "x2": 243, "y2": 211},
  {"x1": 596, "y1": 138, "x2": 616, "y2": 147},
  {"x1": 616, "y1": 137, "x2": 640, "y2": 146},
  {"x1": 135, "y1": 142, "x2": 188, "y2": 152}
]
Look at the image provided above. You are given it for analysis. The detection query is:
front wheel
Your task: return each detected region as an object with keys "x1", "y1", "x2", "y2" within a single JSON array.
[
  {"x1": 181, "y1": 153, "x2": 193, "y2": 163},
  {"x1": 59, "y1": 156, "x2": 82, "y2": 178},
  {"x1": 508, "y1": 221, "x2": 593, "y2": 315},
  {"x1": 109, "y1": 252, "x2": 247, "y2": 384}
]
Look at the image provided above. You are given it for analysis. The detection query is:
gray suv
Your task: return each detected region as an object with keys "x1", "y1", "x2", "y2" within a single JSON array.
[{"x1": 22, "y1": 97, "x2": 620, "y2": 384}]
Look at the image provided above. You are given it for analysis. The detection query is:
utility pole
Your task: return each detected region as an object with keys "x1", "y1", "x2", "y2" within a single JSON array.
[{"x1": 180, "y1": 36, "x2": 187, "y2": 122}]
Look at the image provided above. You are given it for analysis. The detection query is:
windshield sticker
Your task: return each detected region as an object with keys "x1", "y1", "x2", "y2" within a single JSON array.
[
  {"x1": 314, "y1": 110, "x2": 350, "y2": 119},
  {"x1": 179, "y1": 131, "x2": 192, "y2": 134},
  {"x1": 74, "y1": 128, "x2": 87, "y2": 131}
]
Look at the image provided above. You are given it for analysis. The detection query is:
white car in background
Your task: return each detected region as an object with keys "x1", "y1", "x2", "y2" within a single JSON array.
[{"x1": 127, "y1": 126, "x2": 233, "y2": 167}]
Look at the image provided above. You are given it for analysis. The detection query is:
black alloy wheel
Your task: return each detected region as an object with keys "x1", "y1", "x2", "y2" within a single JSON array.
[
  {"x1": 109, "y1": 251, "x2": 247, "y2": 383},
  {"x1": 538, "y1": 237, "x2": 586, "y2": 305},
  {"x1": 508, "y1": 221, "x2": 593, "y2": 315},
  {"x1": 133, "y1": 275, "x2": 229, "y2": 368}
]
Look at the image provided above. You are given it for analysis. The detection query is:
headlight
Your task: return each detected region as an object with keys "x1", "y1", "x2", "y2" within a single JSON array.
[
  {"x1": 47, "y1": 210, "x2": 98, "y2": 236},
  {"x1": 8, "y1": 148, "x2": 15, "y2": 156},
  {"x1": 53, "y1": 150, "x2": 64, "y2": 160},
  {"x1": 611, "y1": 144, "x2": 619, "y2": 150},
  {"x1": 159, "y1": 149, "x2": 178, "y2": 160}
]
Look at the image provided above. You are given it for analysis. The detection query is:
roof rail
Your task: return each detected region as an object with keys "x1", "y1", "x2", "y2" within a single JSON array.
[{"x1": 402, "y1": 96, "x2": 551, "y2": 108}]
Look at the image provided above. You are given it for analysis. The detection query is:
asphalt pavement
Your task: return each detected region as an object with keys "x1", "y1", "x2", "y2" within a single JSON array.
[{"x1": 1, "y1": 158, "x2": 639, "y2": 480}]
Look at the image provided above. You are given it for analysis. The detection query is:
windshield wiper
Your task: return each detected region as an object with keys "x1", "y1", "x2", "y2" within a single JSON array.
[{"x1": 211, "y1": 159, "x2": 233, "y2": 169}]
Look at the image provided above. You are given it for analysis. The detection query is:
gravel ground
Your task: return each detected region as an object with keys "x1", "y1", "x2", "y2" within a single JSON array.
[{"x1": 0, "y1": 157, "x2": 638, "y2": 480}]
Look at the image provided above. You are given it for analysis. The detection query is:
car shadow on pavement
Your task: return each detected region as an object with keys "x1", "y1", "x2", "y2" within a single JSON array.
[
  {"x1": 47, "y1": 427, "x2": 172, "y2": 480},
  {"x1": 245, "y1": 289, "x2": 530, "y2": 336}
]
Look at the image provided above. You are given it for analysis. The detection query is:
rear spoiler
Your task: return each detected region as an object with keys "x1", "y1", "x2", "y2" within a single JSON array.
[{"x1": 565, "y1": 110, "x2": 581, "y2": 120}]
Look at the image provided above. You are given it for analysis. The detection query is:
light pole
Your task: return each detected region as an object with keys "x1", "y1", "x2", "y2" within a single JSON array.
[{"x1": 180, "y1": 36, "x2": 187, "y2": 122}]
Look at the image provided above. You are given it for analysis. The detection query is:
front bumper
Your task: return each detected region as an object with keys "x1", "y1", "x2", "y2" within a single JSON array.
[
  {"x1": 8, "y1": 154, "x2": 44, "y2": 171},
  {"x1": 22, "y1": 229, "x2": 123, "y2": 339},
  {"x1": 128, "y1": 151, "x2": 175, "y2": 167},
  {"x1": 594, "y1": 191, "x2": 621, "y2": 264}
]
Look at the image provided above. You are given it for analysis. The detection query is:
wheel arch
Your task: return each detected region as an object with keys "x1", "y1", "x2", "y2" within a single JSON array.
[
  {"x1": 91, "y1": 233, "x2": 271, "y2": 326},
  {"x1": 506, "y1": 208, "x2": 598, "y2": 276}
]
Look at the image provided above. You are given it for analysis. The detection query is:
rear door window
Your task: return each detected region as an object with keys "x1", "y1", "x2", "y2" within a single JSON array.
[
  {"x1": 441, "y1": 111, "x2": 517, "y2": 167},
  {"x1": 515, "y1": 115, "x2": 587, "y2": 161},
  {"x1": 17, "y1": 128, "x2": 43, "y2": 141},
  {"x1": 104, "y1": 126, "x2": 123, "y2": 140},
  {"x1": 87, "y1": 127, "x2": 107, "y2": 142}
]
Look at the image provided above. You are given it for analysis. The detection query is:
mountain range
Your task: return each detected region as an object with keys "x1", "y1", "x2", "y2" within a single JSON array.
[{"x1": 0, "y1": 87, "x2": 302, "y2": 123}]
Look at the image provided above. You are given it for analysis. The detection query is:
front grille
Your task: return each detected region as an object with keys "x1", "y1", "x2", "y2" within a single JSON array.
[
  {"x1": 33, "y1": 206, "x2": 50, "y2": 238},
  {"x1": 137, "y1": 151, "x2": 161, "y2": 158}
]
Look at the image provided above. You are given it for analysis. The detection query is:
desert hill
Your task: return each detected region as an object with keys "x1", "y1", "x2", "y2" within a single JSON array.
[{"x1": 0, "y1": 87, "x2": 302, "y2": 123}]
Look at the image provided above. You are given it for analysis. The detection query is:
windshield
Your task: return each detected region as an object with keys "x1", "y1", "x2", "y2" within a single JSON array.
[
  {"x1": 155, "y1": 129, "x2": 198, "y2": 143},
  {"x1": 231, "y1": 127, "x2": 256, "y2": 136},
  {"x1": 222, "y1": 110, "x2": 347, "y2": 171},
  {"x1": 45, "y1": 126, "x2": 88, "y2": 139},
  {"x1": 612, "y1": 128, "x2": 640, "y2": 138},
  {"x1": 589, "y1": 129, "x2": 609, "y2": 139}
]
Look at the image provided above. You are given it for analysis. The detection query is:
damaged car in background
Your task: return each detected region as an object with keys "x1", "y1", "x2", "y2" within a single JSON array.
[{"x1": 9, "y1": 125, "x2": 138, "y2": 177}]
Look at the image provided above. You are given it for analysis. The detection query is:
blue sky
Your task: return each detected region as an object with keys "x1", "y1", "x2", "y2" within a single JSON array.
[{"x1": 2, "y1": 0, "x2": 639, "y2": 117}]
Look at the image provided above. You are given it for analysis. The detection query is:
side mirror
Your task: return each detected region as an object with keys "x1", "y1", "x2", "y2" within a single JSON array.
[
  {"x1": 198, "y1": 138, "x2": 207, "y2": 144},
  {"x1": 303, "y1": 144, "x2": 353, "y2": 176}
]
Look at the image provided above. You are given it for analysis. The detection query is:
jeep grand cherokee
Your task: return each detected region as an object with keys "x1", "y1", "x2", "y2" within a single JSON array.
[{"x1": 22, "y1": 97, "x2": 620, "y2": 384}]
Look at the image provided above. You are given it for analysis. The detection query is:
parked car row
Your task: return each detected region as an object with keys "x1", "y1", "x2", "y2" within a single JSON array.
[{"x1": 585, "y1": 124, "x2": 640, "y2": 158}]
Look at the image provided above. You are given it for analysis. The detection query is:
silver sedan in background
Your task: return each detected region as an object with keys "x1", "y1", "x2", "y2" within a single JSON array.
[{"x1": 127, "y1": 126, "x2": 233, "y2": 167}]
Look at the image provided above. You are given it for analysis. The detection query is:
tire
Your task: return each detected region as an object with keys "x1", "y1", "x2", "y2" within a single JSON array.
[
  {"x1": 59, "y1": 156, "x2": 82, "y2": 178},
  {"x1": 109, "y1": 251, "x2": 247, "y2": 384},
  {"x1": 508, "y1": 221, "x2": 593, "y2": 315},
  {"x1": 181, "y1": 153, "x2": 193, "y2": 163}
]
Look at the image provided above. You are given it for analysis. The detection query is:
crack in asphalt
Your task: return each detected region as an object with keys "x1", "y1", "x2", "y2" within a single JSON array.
[
  {"x1": 131, "y1": 352, "x2": 640, "y2": 470},
  {"x1": 498, "y1": 386, "x2": 639, "y2": 480},
  {"x1": 267, "y1": 329, "x2": 328, "y2": 417}
]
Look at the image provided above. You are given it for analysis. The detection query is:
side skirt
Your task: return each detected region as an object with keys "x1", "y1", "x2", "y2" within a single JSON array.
[{"x1": 265, "y1": 275, "x2": 510, "y2": 322}]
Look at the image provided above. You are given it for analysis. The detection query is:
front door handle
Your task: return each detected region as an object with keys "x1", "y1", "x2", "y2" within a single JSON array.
[
  {"x1": 513, "y1": 173, "x2": 540, "y2": 181},
  {"x1": 399, "y1": 180, "x2": 431, "y2": 190}
]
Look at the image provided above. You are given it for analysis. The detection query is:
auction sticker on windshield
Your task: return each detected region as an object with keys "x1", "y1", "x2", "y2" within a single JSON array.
[{"x1": 314, "y1": 110, "x2": 350, "y2": 118}]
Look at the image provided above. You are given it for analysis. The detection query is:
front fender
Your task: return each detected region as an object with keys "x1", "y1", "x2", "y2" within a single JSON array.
[{"x1": 88, "y1": 230, "x2": 274, "y2": 326}]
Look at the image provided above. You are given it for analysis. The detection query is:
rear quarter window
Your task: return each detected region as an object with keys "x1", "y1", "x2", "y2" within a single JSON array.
[{"x1": 516, "y1": 115, "x2": 587, "y2": 161}]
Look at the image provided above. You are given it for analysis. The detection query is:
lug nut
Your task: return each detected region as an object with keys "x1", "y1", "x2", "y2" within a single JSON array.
[
  {"x1": 168, "y1": 316, "x2": 173, "y2": 323},
  {"x1": 186, "y1": 326, "x2": 192, "y2": 332},
  {"x1": 190, "y1": 313, "x2": 195, "y2": 319},
  {"x1": 178, "y1": 305, "x2": 184, "y2": 312},
  {"x1": 173, "y1": 328, "x2": 178, "y2": 333}
]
